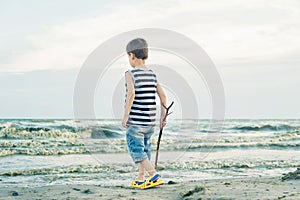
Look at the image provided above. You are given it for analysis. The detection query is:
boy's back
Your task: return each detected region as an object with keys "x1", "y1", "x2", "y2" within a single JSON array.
[{"x1": 126, "y1": 68, "x2": 157, "y2": 126}]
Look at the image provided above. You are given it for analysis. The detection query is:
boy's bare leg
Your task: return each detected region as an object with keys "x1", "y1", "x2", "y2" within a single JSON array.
[
  {"x1": 139, "y1": 159, "x2": 157, "y2": 177},
  {"x1": 137, "y1": 163, "x2": 145, "y2": 181}
]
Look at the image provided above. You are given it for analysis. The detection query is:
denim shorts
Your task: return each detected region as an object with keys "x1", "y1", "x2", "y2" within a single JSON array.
[{"x1": 126, "y1": 125, "x2": 155, "y2": 163}]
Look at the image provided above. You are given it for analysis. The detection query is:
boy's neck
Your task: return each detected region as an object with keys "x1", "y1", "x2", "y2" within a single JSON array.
[{"x1": 134, "y1": 63, "x2": 147, "y2": 70}]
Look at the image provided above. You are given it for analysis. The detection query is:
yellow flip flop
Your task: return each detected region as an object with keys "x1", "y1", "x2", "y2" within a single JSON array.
[
  {"x1": 140, "y1": 174, "x2": 164, "y2": 189},
  {"x1": 130, "y1": 179, "x2": 145, "y2": 188}
]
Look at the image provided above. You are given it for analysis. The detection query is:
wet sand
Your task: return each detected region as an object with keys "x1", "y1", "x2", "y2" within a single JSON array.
[{"x1": 1, "y1": 176, "x2": 299, "y2": 200}]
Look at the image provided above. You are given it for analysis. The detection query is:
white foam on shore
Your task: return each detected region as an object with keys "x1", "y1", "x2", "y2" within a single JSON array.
[{"x1": 0, "y1": 128, "x2": 79, "y2": 139}]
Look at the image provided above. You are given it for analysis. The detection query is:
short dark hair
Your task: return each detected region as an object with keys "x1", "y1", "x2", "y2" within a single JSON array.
[{"x1": 126, "y1": 38, "x2": 148, "y2": 60}]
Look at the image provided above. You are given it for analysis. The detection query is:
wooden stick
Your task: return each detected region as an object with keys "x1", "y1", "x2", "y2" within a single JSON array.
[{"x1": 155, "y1": 101, "x2": 174, "y2": 169}]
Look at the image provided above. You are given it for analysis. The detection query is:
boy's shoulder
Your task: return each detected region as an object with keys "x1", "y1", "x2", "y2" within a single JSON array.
[
  {"x1": 124, "y1": 69, "x2": 157, "y2": 84},
  {"x1": 135, "y1": 69, "x2": 156, "y2": 80}
]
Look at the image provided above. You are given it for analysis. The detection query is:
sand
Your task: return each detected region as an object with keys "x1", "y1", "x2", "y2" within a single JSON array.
[{"x1": 1, "y1": 176, "x2": 299, "y2": 200}]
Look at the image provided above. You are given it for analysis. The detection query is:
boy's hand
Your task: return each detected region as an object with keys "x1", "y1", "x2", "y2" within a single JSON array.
[
  {"x1": 122, "y1": 116, "x2": 129, "y2": 128},
  {"x1": 160, "y1": 119, "x2": 167, "y2": 129}
]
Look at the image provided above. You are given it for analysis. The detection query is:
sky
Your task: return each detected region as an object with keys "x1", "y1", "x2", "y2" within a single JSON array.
[{"x1": 0, "y1": 0, "x2": 299, "y2": 119}]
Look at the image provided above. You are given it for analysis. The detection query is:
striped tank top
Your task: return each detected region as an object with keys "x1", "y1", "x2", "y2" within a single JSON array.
[{"x1": 125, "y1": 68, "x2": 157, "y2": 126}]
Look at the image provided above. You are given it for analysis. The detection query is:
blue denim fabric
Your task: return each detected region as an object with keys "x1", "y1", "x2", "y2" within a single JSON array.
[{"x1": 126, "y1": 125, "x2": 155, "y2": 163}]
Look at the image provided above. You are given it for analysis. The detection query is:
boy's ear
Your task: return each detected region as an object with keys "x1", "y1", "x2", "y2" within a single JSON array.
[{"x1": 129, "y1": 53, "x2": 135, "y2": 60}]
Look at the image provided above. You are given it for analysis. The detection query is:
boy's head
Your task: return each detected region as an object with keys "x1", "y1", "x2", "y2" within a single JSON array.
[{"x1": 126, "y1": 38, "x2": 148, "y2": 66}]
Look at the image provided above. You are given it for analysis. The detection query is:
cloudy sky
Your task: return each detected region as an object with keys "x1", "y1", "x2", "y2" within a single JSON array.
[{"x1": 0, "y1": 0, "x2": 299, "y2": 118}]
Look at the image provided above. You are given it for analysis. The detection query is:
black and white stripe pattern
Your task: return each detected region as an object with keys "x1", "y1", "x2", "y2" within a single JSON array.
[{"x1": 125, "y1": 68, "x2": 157, "y2": 126}]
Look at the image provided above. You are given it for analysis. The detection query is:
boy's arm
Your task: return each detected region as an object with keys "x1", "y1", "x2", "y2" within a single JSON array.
[
  {"x1": 157, "y1": 82, "x2": 167, "y2": 128},
  {"x1": 122, "y1": 72, "x2": 135, "y2": 128}
]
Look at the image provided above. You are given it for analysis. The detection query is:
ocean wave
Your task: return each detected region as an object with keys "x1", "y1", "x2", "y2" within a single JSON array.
[
  {"x1": 0, "y1": 164, "x2": 118, "y2": 176},
  {"x1": 158, "y1": 159, "x2": 300, "y2": 170},
  {"x1": 153, "y1": 129, "x2": 300, "y2": 150},
  {"x1": 184, "y1": 141, "x2": 300, "y2": 150},
  {"x1": 0, "y1": 128, "x2": 79, "y2": 139},
  {"x1": 0, "y1": 140, "x2": 84, "y2": 148},
  {"x1": 12, "y1": 127, "x2": 52, "y2": 132},
  {"x1": 231, "y1": 124, "x2": 298, "y2": 132},
  {"x1": 8, "y1": 124, "x2": 77, "y2": 132},
  {"x1": 76, "y1": 138, "x2": 300, "y2": 153},
  {"x1": 0, "y1": 129, "x2": 124, "y2": 142},
  {"x1": 90, "y1": 127, "x2": 123, "y2": 139},
  {"x1": 1, "y1": 131, "x2": 299, "y2": 157},
  {"x1": 0, "y1": 147, "x2": 89, "y2": 157},
  {"x1": 1, "y1": 159, "x2": 299, "y2": 177}
]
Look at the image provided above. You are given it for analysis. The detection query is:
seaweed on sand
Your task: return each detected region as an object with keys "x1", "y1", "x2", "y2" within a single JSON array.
[{"x1": 282, "y1": 168, "x2": 300, "y2": 181}]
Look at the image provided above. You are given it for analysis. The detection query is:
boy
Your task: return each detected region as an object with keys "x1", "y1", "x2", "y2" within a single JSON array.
[{"x1": 122, "y1": 38, "x2": 167, "y2": 189}]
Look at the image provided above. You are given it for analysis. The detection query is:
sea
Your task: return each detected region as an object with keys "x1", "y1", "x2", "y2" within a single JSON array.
[{"x1": 0, "y1": 119, "x2": 299, "y2": 187}]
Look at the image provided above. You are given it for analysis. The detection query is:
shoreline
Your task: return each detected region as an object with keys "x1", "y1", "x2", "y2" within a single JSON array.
[{"x1": 1, "y1": 176, "x2": 299, "y2": 200}]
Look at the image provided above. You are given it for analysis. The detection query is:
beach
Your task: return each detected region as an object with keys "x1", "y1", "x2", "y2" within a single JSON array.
[
  {"x1": 1, "y1": 119, "x2": 300, "y2": 199},
  {"x1": 1, "y1": 176, "x2": 299, "y2": 199}
]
